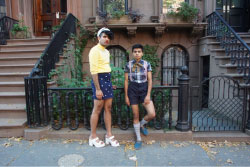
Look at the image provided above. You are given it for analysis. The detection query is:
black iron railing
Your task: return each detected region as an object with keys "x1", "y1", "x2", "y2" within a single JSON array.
[
  {"x1": 206, "y1": 11, "x2": 250, "y2": 83},
  {"x1": 0, "y1": 16, "x2": 18, "y2": 45},
  {"x1": 24, "y1": 13, "x2": 77, "y2": 127},
  {"x1": 48, "y1": 86, "x2": 177, "y2": 130},
  {"x1": 190, "y1": 76, "x2": 246, "y2": 132}
]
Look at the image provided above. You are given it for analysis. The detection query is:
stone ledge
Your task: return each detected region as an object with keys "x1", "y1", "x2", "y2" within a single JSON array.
[
  {"x1": 24, "y1": 126, "x2": 250, "y2": 142},
  {"x1": 193, "y1": 131, "x2": 250, "y2": 142}
]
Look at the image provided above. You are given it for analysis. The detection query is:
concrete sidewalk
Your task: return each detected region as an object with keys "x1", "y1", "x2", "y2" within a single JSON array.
[{"x1": 0, "y1": 138, "x2": 250, "y2": 166}]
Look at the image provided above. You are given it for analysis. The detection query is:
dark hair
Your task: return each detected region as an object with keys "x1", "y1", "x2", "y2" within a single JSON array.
[
  {"x1": 132, "y1": 44, "x2": 143, "y2": 52},
  {"x1": 99, "y1": 30, "x2": 114, "y2": 40}
]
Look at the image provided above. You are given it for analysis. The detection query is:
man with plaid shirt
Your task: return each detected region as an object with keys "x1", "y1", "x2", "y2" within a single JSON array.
[{"x1": 124, "y1": 44, "x2": 156, "y2": 149}]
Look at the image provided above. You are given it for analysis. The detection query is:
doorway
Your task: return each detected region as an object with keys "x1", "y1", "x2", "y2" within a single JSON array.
[
  {"x1": 216, "y1": 0, "x2": 250, "y2": 32},
  {"x1": 33, "y1": 0, "x2": 67, "y2": 36}
]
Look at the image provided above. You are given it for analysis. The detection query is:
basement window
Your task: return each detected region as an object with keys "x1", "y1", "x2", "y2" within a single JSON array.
[
  {"x1": 162, "y1": 45, "x2": 188, "y2": 86},
  {"x1": 107, "y1": 45, "x2": 128, "y2": 68}
]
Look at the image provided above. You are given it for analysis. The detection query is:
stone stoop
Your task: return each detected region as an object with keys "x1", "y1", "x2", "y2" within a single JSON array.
[
  {"x1": 23, "y1": 126, "x2": 250, "y2": 142},
  {"x1": 200, "y1": 33, "x2": 250, "y2": 86},
  {"x1": 0, "y1": 38, "x2": 50, "y2": 138}
]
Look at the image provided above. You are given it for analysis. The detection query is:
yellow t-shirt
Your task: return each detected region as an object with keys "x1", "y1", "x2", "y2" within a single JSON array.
[{"x1": 89, "y1": 44, "x2": 111, "y2": 74}]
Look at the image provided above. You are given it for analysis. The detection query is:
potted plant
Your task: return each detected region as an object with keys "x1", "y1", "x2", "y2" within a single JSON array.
[
  {"x1": 10, "y1": 20, "x2": 30, "y2": 39},
  {"x1": 161, "y1": 2, "x2": 198, "y2": 23},
  {"x1": 128, "y1": 8, "x2": 144, "y2": 23}
]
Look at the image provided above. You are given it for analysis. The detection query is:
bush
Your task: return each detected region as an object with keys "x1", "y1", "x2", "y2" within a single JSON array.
[{"x1": 167, "y1": 2, "x2": 198, "y2": 22}]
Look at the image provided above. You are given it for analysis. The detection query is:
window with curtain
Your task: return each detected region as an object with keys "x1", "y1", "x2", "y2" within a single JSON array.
[
  {"x1": 162, "y1": 46, "x2": 188, "y2": 85},
  {"x1": 0, "y1": 0, "x2": 6, "y2": 18},
  {"x1": 162, "y1": 0, "x2": 189, "y2": 13},
  {"x1": 107, "y1": 45, "x2": 128, "y2": 68}
]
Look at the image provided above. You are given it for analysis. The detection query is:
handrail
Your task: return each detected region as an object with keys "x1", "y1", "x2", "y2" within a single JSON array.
[
  {"x1": 29, "y1": 13, "x2": 77, "y2": 77},
  {"x1": 0, "y1": 16, "x2": 18, "y2": 45},
  {"x1": 25, "y1": 13, "x2": 77, "y2": 127},
  {"x1": 206, "y1": 11, "x2": 250, "y2": 83}
]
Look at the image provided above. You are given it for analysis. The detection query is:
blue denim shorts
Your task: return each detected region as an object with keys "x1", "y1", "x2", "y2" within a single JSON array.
[
  {"x1": 128, "y1": 82, "x2": 148, "y2": 105},
  {"x1": 91, "y1": 73, "x2": 113, "y2": 100}
]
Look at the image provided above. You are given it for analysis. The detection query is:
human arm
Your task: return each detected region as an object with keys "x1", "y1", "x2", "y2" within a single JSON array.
[
  {"x1": 92, "y1": 74, "x2": 103, "y2": 100},
  {"x1": 144, "y1": 71, "x2": 152, "y2": 104},
  {"x1": 124, "y1": 72, "x2": 130, "y2": 106}
]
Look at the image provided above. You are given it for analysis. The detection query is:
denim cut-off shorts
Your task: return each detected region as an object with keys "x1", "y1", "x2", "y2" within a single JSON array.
[
  {"x1": 128, "y1": 82, "x2": 148, "y2": 105},
  {"x1": 91, "y1": 73, "x2": 113, "y2": 100}
]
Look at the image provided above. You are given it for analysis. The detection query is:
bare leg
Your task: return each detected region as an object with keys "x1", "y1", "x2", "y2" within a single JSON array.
[
  {"x1": 143, "y1": 101, "x2": 156, "y2": 122},
  {"x1": 104, "y1": 98, "x2": 113, "y2": 137},
  {"x1": 131, "y1": 104, "x2": 140, "y2": 124},
  {"x1": 90, "y1": 99, "x2": 104, "y2": 139}
]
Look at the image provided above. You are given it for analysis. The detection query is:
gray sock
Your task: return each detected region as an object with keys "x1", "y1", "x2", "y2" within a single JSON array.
[
  {"x1": 133, "y1": 123, "x2": 141, "y2": 141},
  {"x1": 140, "y1": 118, "x2": 148, "y2": 127}
]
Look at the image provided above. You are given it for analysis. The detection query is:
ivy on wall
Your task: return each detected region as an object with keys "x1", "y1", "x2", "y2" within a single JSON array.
[{"x1": 48, "y1": 21, "x2": 91, "y2": 88}]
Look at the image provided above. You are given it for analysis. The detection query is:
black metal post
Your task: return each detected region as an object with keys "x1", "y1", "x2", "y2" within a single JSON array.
[{"x1": 176, "y1": 66, "x2": 190, "y2": 131}]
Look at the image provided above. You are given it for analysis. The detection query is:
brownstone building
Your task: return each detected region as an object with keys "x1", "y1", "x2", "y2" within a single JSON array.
[{"x1": 0, "y1": 0, "x2": 250, "y2": 137}]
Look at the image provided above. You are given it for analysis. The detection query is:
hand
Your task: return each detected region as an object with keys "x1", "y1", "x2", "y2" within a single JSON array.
[
  {"x1": 144, "y1": 95, "x2": 150, "y2": 105},
  {"x1": 125, "y1": 96, "x2": 130, "y2": 106},
  {"x1": 112, "y1": 85, "x2": 117, "y2": 90},
  {"x1": 96, "y1": 89, "x2": 103, "y2": 100}
]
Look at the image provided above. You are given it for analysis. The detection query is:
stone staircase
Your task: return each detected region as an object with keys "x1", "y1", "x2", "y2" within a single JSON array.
[
  {"x1": 199, "y1": 32, "x2": 250, "y2": 86},
  {"x1": 0, "y1": 37, "x2": 50, "y2": 137}
]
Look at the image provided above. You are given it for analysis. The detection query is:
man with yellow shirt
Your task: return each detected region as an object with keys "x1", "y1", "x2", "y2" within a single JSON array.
[{"x1": 88, "y1": 27, "x2": 120, "y2": 148}]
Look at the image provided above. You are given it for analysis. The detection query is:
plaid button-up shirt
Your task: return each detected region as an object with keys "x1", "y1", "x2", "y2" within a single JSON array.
[{"x1": 124, "y1": 59, "x2": 152, "y2": 83}]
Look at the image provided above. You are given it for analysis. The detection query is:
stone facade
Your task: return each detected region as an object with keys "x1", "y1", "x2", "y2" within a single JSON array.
[{"x1": 4, "y1": 0, "x2": 218, "y2": 86}]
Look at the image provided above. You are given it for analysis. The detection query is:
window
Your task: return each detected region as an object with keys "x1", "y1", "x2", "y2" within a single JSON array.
[
  {"x1": 60, "y1": 0, "x2": 67, "y2": 13},
  {"x1": 0, "y1": 0, "x2": 6, "y2": 18},
  {"x1": 162, "y1": 0, "x2": 189, "y2": 13},
  {"x1": 42, "y1": 0, "x2": 52, "y2": 14},
  {"x1": 107, "y1": 45, "x2": 128, "y2": 68},
  {"x1": 162, "y1": 46, "x2": 188, "y2": 85},
  {"x1": 99, "y1": 0, "x2": 128, "y2": 14}
]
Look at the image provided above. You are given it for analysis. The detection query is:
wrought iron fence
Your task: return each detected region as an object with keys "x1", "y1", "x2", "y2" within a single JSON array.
[
  {"x1": 0, "y1": 16, "x2": 18, "y2": 45},
  {"x1": 206, "y1": 11, "x2": 250, "y2": 84},
  {"x1": 24, "y1": 13, "x2": 77, "y2": 127},
  {"x1": 48, "y1": 86, "x2": 177, "y2": 130},
  {"x1": 190, "y1": 76, "x2": 246, "y2": 131}
]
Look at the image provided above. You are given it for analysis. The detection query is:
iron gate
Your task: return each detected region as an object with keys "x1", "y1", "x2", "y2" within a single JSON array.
[{"x1": 190, "y1": 76, "x2": 246, "y2": 132}]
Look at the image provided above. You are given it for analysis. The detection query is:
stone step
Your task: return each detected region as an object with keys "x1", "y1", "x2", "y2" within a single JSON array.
[
  {"x1": 0, "y1": 82, "x2": 25, "y2": 92},
  {"x1": 223, "y1": 73, "x2": 246, "y2": 83},
  {"x1": 0, "y1": 81, "x2": 56, "y2": 92},
  {"x1": 0, "y1": 64, "x2": 35, "y2": 73},
  {"x1": 0, "y1": 57, "x2": 39, "y2": 65},
  {"x1": 6, "y1": 38, "x2": 50, "y2": 45},
  {"x1": 0, "y1": 50, "x2": 43, "y2": 57},
  {"x1": 219, "y1": 64, "x2": 249, "y2": 74},
  {"x1": 0, "y1": 118, "x2": 26, "y2": 128},
  {"x1": 0, "y1": 118, "x2": 26, "y2": 137},
  {"x1": 0, "y1": 43, "x2": 48, "y2": 51},
  {"x1": 0, "y1": 104, "x2": 26, "y2": 118},
  {"x1": 208, "y1": 41, "x2": 250, "y2": 49},
  {"x1": 0, "y1": 72, "x2": 29, "y2": 82},
  {"x1": 0, "y1": 92, "x2": 25, "y2": 104}
]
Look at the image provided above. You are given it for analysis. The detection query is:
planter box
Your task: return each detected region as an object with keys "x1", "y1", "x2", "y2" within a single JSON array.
[
  {"x1": 10, "y1": 31, "x2": 30, "y2": 39},
  {"x1": 160, "y1": 14, "x2": 194, "y2": 24},
  {"x1": 96, "y1": 15, "x2": 132, "y2": 24}
]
